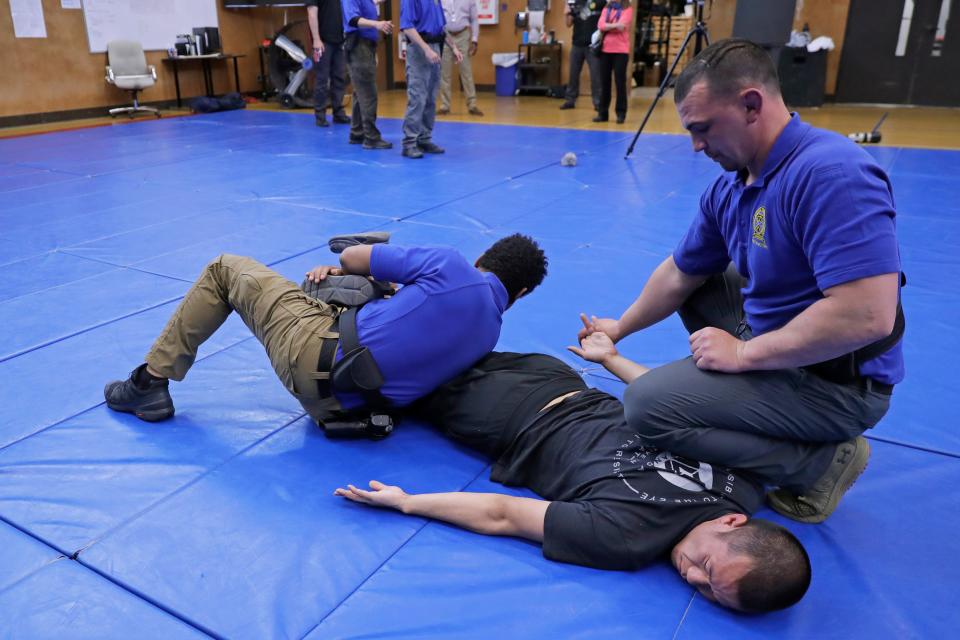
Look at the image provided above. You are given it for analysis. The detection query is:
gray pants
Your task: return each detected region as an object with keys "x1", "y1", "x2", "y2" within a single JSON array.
[
  {"x1": 402, "y1": 42, "x2": 441, "y2": 150},
  {"x1": 346, "y1": 38, "x2": 383, "y2": 143},
  {"x1": 623, "y1": 264, "x2": 891, "y2": 491},
  {"x1": 313, "y1": 42, "x2": 347, "y2": 116},
  {"x1": 565, "y1": 44, "x2": 601, "y2": 110}
]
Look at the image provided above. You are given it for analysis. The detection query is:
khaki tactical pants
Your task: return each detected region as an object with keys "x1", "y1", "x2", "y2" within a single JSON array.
[
  {"x1": 439, "y1": 28, "x2": 477, "y2": 110},
  {"x1": 145, "y1": 254, "x2": 342, "y2": 423}
]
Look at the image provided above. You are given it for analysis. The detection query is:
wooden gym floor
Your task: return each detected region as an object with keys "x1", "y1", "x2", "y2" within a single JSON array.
[{"x1": 3, "y1": 88, "x2": 959, "y2": 150}]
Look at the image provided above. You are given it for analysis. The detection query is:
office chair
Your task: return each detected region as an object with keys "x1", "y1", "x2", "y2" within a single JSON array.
[{"x1": 105, "y1": 40, "x2": 161, "y2": 118}]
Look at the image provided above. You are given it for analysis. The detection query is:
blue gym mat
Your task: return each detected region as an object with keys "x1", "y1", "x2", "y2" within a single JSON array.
[{"x1": 1, "y1": 110, "x2": 957, "y2": 639}]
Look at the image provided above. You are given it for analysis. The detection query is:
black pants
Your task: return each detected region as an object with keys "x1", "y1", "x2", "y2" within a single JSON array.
[
  {"x1": 622, "y1": 264, "x2": 891, "y2": 491},
  {"x1": 598, "y1": 52, "x2": 628, "y2": 119},
  {"x1": 313, "y1": 42, "x2": 347, "y2": 117},
  {"x1": 345, "y1": 38, "x2": 383, "y2": 143}
]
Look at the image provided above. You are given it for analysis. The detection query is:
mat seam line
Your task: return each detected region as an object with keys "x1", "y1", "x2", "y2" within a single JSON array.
[
  {"x1": 298, "y1": 462, "x2": 494, "y2": 639},
  {"x1": 0, "y1": 335, "x2": 256, "y2": 455}
]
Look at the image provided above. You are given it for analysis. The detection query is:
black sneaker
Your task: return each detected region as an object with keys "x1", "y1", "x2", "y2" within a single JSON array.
[
  {"x1": 418, "y1": 142, "x2": 445, "y2": 154},
  {"x1": 315, "y1": 117, "x2": 330, "y2": 128},
  {"x1": 349, "y1": 135, "x2": 364, "y2": 144},
  {"x1": 402, "y1": 147, "x2": 424, "y2": 159},
  {"x1": 104, "y1": 366, "x2": 175, "y2": 422},
  {"x1": 559, "y1": 102, "x2": 575, "y2": 110},
  {"x1": 332, "y1": 113, "x2": 351, "y2": 124},
  {"x1": 362, "y1": 139, "x2": 393, "y2": 150}
]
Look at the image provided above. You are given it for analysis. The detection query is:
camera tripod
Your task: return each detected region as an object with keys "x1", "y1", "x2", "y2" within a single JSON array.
[{"x1": 625, "y1": 1, "x2": 711, "y2": 158}]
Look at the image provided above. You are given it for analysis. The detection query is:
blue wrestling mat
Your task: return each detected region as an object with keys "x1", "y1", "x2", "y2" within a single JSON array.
[{"x1": 1, "y1": 110, "x2": 957, "y2": 638}]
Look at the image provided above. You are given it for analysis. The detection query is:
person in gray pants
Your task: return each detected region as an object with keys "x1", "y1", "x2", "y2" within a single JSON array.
[
  {"x1": 342, "y1": 0, "x2": 394, "y2": 149},
  {"x1": 399, "y1": 0, "x2": 463, "y2": 158},
  {"x1": 571, "y1": 40, "x2": 904, "y2": 526}
]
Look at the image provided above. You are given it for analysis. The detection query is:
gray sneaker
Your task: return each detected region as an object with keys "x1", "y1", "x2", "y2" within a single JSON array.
[{"x1": 767, "y1": 436, "x2": 871, "y2": 524}]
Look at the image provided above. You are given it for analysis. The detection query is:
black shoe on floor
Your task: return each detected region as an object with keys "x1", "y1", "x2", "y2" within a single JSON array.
[
  {"x1": 349, "y1": 136, "x2": 364, "y2": 144},
  {"x1": 418, "y1": 142, "x2": 445, "y2": 154},
  {"x1": 104, "y1": 365, "x2": 175, "y2": 422},
  {"x1": 559, "y1": 102, "x2": 575, "y2": 110},
  {"x1": 332, "y1": 113, "x2": 351, "y2": 124},
  {"x1": 363, "y1": 139, "x2": 393, "y2": 150},
  {"x1": 315, "y1": 116, "x2": 329, "y2": 128},
  {"x1": 616, "y1": 115, "x2": 626, "y2": 124},
  {"x1": 402, "y1": 146, "x2": 424, "y2": 159},
  {"x1": 592, "y1": 114, "x2": 609, "y2": 123}
]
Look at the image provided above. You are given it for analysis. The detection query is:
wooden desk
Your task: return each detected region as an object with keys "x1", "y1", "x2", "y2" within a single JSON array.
[{"x1": 162, "y1": 54, "x2": 246, "y2": 108}]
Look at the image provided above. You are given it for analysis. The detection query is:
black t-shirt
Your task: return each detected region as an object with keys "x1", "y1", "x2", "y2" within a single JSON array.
[
  {"x1": 416, "y1": 353, "x2": 765, "y2": 571},
  {"x1": 305, "y1": 0, "x2": 345, "y2": 45},
  {"x1": 571, "y1": 0, "x2": 607, "y2": 47}
]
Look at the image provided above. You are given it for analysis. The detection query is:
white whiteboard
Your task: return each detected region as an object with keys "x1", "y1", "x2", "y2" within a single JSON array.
[{"x1": 82, "y1": 0, "x2": 219, "y2": 53}]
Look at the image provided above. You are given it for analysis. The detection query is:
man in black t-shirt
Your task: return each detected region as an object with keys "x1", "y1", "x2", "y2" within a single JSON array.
[
  {"x1": 560, "y1": 0, "x2": 606, "y2": 112},
  {"x1": 306, "y1": 0, "x2": 350, "y2": 126},
  {"x1": 335, "y1": 347, "x2": 812, "y2": 613}
]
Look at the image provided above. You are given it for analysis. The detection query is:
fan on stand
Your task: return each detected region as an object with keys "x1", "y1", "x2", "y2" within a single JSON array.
[{"x1": 268, "y1": 20, "x2": 316, "y2": 109}]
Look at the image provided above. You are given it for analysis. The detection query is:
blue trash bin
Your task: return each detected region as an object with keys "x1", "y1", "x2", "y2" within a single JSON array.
[{"x1": 492, "y1": 53, "x2": 519, "y2": 96}]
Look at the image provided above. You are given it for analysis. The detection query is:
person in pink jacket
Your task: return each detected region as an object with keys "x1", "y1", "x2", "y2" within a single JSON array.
[{"x1": 594, "y1": 0, "x2": 633, "y2": 124}]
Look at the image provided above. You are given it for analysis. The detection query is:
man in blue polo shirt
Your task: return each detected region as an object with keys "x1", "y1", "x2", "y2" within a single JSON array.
[
  {"x1": 341, "y1": 0, "x2": 393, "y2": 149},
  {"x1": 573, "y1": 39, "x2": 903, "y2": 524},
  {"x1": 399, "y1": 0, "x2": 463, "y2": 158},
  {"x1": 104, "y1": 235, "x2": 548, "y2": 431}
]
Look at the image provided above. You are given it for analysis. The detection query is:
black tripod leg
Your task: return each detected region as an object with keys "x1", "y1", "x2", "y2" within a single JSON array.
[{"x1": 624, "y1": 26, "x2": 704, "y2": 159}]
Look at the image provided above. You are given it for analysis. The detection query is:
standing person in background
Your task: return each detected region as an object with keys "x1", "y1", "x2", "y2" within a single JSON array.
[
  {"x1": 594, "y1": 0, "x2": 632, "y2": 124},
  {"x1": 437, "y1": 0, "x2": 483, "y2": 116},
  {"x1": 559, "y1": 0, "x2": 606, "y2": 113},
  {"x1": 342, "y1": 0, "x2": 394, "y2": 149},
  {"x1": 307, "y1": 0, "x2": 351, "y2": 127},
  {"x1": 400, "y1": 0, "x2": 463, "y2": 158}
]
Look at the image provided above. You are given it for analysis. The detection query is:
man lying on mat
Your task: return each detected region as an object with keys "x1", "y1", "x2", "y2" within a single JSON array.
[{"x1": 335, "y1": 340, "x2": 811, "y2": 613}]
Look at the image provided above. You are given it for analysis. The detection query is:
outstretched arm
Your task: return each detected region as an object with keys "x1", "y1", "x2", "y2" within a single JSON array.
[{"x1": 335, "y1": 481, "x2": 548, "y2": 541}]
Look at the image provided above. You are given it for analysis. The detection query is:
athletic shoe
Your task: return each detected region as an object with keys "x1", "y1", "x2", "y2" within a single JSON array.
[
  {"x1": 417, "y1": 142, "x2": 445, "y2": 154},
  {"x1": 767, "y1": 436, "x2": 871, "y2": 523},
  {"x1": 362, "y1": 139, "x2": 393, "y2": 150}
]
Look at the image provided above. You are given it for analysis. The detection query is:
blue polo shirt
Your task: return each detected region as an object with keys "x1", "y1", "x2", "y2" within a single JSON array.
[
  {"x1": 342, "y1": 0, "x2": 379, "y2": 41},
  {"x1": 400, "y1": 0, "x2": 446, "y2": 36},
  {"x1": 335, "y1": 244, "x2": 509, "y2": 409},
  {"x1": 673, "y1": 114, "x2": 904, "y2": 385}
]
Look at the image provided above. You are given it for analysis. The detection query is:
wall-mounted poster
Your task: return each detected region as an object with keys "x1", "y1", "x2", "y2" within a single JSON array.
[{"x1": 477, "y1": 0, "x2": 499, "y2": 25}]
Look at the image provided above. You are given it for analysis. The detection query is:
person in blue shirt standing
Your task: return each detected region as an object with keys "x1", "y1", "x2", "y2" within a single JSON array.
[
  {"x1": 341, "y1": 0, "x2": 394, "y2": 149},
  {"x1": 104, "y1": 235, "x2": 548, "y2": 434},
  {"x1": 572, "y1": 39, "x2": 904, "y2": 525},
  {"x1": 399, "y1": 0, "x2": 463, "y2": 158}
]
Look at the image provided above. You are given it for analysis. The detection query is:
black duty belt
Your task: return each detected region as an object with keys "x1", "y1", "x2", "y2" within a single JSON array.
[
  {"x1": 419, "y1": 32, "x2": 445, "y2": 44},
  {"x1": 316, "y1": 318, "x2": 340, "y2": 399}
]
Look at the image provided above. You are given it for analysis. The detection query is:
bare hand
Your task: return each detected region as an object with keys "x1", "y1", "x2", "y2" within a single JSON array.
[
  {"x1": 335, "y1": 480, "x2": 408, "y2": 510},
  {"x1": 425, "y1": 46, "x2": 441, "y2": 64},
  {"x1": 576, "y1": 313, "x2": 622, "y2": 342},
  {"x1": 468, "y1": 42, "x2": 478, "y2": 57},
  {"x1": 305, "y1": 265, "x2": 342, "y2": 282},
  {"x1": 377, "y1": 21, "x2": 393, "y2": 35},
  {"x1": 313, "y1": 40, "x2": 324, "y2": 62},
  {"x1": 454, "y1": 47, "x2": 464, "y2": 63},
  {"x1": 568, "y1": 330, "x2": 618, "y2": 364},
  {"x1": 689, "y1": 327, "x2": 748, "y2": 372}
]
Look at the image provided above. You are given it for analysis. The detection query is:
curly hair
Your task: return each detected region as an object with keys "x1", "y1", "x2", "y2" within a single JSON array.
[{"x1": 476, "y1": 234, "x2": 548, "y2": 305}]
